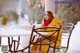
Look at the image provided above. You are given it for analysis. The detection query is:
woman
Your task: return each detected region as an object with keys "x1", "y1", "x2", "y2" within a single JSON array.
[{"x1": 31, "y1": 11, "x2": 62, "y2": 53}]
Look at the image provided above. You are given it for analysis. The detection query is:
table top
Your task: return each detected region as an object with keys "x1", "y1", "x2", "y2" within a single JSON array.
[
  {"x1": 0, "y1": 24, "x2": 47, "y2": 37},
  {"x1": 0, "y1": 25, "x2": 32, "y2": 37}
]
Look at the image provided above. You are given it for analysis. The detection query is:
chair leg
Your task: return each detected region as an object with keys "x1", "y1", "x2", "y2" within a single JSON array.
[
  {"x1": 65, "y1": 48, "x2": 68, "y2": 53},
  {"x1": 28, "y1": 45, "x2": 31, "y2": 53},
  {"x1": 47, "y1": 45, "x2": 50, "y2": 53},
  {"x1": 39, "y1": 41, "x2": 41, "y2": 51},
  {"x1": 53, "y1": 47, "x2": 55, "y2": 53},
  {"x1": 57, "y1": 49, "x2": 61, "y2": 53}
]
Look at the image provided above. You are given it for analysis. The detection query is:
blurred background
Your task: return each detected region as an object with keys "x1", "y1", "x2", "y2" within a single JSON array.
[
  {"x1": 0, "y1": 0, "x2": 45, "y2": 25},
  {"x1": 0, "y1": 0, "x2": 80, "y2": 25}
]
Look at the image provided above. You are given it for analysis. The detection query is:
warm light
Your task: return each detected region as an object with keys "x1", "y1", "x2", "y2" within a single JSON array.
[
  {"x1": 28, "y1": 0, "x2": 45, "y2": 9},
  {"x1": 40, "y1": 0, "x2": 45, "y2": 7}
]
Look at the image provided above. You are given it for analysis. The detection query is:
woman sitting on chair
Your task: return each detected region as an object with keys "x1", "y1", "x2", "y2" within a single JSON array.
[{"x1": 31, "y1": 11, "x2": 62, "y2": 53}]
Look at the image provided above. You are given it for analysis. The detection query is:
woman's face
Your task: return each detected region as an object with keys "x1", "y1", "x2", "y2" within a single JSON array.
[
  {"x1": 44, "y1": 12, "x2": 49, "y2": 20},
  {"x1": 44, "y1": 12, "x2": 52, "y2": 20}
]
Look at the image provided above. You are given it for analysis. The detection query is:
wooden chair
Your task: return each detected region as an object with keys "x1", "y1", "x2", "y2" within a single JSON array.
[
  {"x1": 61, "y1": 23, "x2": 74, "y2": 53},
  {"x1": 28, "y1": 25, "x2": 61, "y2": 53},
  {"x1": 50, "y1": 23, "x2": 74, "y2": 53},
  {"x1": 7, "y1": 25, "x2": 61, "y2": 53}
]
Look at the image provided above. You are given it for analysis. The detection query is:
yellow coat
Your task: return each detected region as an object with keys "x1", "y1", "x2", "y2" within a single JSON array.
[{"x1": 31, "y1": 17, "x2": 62, "y2": 53}]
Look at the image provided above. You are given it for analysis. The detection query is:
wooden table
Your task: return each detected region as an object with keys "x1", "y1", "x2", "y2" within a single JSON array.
[{"x1": 0, "y1": 25, "x2": 32, "y2": 52}]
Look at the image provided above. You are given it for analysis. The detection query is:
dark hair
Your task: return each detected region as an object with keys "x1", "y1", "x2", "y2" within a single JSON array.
[{"x1": 46, "y1": 11, "x2": 54, "y2": 18}]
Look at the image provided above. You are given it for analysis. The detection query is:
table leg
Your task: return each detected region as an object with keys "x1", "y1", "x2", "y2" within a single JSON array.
[
  {"x1": 0, "y1": 37, "x2": 1, "y2": 46},
  {"x1": 8, "y1": 37, "x2": 12, "y2": 52},
  {"x1": 14, "y1": 40, "x2": 16, "y2": 53},
  {"x1": 16, "y1": 36, "x2": 20, "y2": 50},
  {"x1": 8, "y1": 37, "x2": 20, "y2": 53}
]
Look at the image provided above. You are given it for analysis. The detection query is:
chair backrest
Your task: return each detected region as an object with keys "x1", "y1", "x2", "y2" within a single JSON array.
[
  {"x1": 62, "y1": 23, "x2": 74, "y2": 51},
  {"x1": 29, "y1": 25, "x2": 61, "y2": 50},
  {"x1": 62, "y1": 23, "x2": 74, "y2": 33}
]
